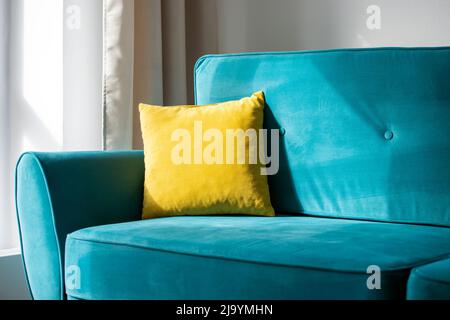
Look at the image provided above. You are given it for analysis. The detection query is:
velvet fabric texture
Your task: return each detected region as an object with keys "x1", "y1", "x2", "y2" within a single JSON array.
[
  {"x1": 407, "y1": 258, "x2": 450, "y2": 300},
  {"x1": 65, "y1": 216, "x2": 450, "y2": 300},
  {"x1": 16, "y1": 47, "x2": 450, "y2": 300},
  {"x1": 195, "y1": 47, "x2": 450, "y2": 227},
  {"x1": 16, "y1": 152, "x2": 144, "y2": 299}
]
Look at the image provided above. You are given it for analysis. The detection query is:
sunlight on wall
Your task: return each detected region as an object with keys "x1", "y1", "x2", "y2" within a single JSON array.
[
  {"x1": 3, "y1": 0, "x2": 102, "y2": 251},
  {"x1": 0, "y1": 0, "x2": 11, "y2": 251},
  {"x1": 22, "y1": 0, "x2": 63, "y2": 149},
  {"x1": 2, "y1": 0, "x2": 65, "y2": 250}
]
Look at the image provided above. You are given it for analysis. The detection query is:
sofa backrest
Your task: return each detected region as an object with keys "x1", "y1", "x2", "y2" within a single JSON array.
[{"x1": 194, "y1": 47, "x2": 450, "y2": 227}]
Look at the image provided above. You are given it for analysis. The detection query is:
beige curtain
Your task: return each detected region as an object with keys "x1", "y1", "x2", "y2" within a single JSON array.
[
  {"x1": 103, "y1": 0, "x2": 134, "y2": 150},
  {"x1": 103, "y1": 0, "x2": 191, "y2": 150}
]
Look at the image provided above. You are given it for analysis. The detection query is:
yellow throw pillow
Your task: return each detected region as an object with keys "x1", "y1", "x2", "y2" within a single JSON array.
[{"x1": 139, "y1": 92, "x2": 275, "y2": 219}]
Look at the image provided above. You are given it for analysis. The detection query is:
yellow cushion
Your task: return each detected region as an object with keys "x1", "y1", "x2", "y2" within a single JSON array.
[{"x1": 139, "y1": 92, "x2": 275, "y2": 219}]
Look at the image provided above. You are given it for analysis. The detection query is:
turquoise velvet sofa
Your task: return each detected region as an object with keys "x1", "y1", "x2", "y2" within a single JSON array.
[{"x1": 16, "y1": 47, "x2": 450, "y2": 300}]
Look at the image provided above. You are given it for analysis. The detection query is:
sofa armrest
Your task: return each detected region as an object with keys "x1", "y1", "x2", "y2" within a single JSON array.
[{"x1": 15, "y1": 151, "x2": 145, "y2": 300}]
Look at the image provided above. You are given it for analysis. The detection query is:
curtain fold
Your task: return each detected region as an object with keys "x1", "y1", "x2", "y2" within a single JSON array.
[
  {"x1": 103, "y1": 0, "x2": 135, "y2": 150},
  {"x1": 103, "y1": 0, "x2": 189, "y2": 150},
  {"x1": 132, "y1": 0, "x2": 164, "y2": 149}
]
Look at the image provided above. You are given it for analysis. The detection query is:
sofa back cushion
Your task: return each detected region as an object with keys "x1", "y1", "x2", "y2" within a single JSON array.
[{"x1": 194, "y1": 47, "x2": 450, "y2": 227}]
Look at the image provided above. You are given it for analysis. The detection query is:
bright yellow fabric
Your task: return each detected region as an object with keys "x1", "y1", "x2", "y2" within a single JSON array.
[{"x1": 139, "y1": 92, "x2": 275, "y2": 219}]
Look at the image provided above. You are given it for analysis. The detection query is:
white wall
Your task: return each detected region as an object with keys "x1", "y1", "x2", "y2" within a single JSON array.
[
  {"x1": 185, "y1": 0, "x2": 450, "y2": 103},
  {"x1": 213, "y1": 0, "x2": 450, "y2": 52}
]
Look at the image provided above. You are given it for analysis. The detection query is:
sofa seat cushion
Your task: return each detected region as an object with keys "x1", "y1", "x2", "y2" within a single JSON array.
[
  {"x1": 407, "y1": 258, "x2": 450, "y2": 300},
  {"x1": 65, "y1": 216, "x2": 450, "y2": 300}
]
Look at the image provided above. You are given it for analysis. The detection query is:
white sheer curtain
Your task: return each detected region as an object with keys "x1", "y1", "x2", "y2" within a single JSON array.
[
  {"x1": 0, "y1": 0, "x2": 103, "y2": 251},
  {"x1": 0, "y1": 0, "x2": 11, "y2": 250},
  {"x1": 0, "y1": 0, "x2": 64, "y2": 251}
]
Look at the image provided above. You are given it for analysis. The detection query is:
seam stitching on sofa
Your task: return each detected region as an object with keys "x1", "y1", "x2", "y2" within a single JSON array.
[
  {"x1": 300, "y1": 211, "x2": 450, "y2": 229},
  {"x1": 67, "y1": 236, "x2": 443, "y2": 275},
  {"x1": 193, "y1": 46, "x2": 450, "y2": 107},
  {"x1": 196, "y1": 46, "x2": 450, "y2": 62},
  {"x1": 16, "y1": 153, "x2": 65, "y2": 300},
  {"x1": 14, "y1": 153, "x2": 35, "y2": 300}
]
